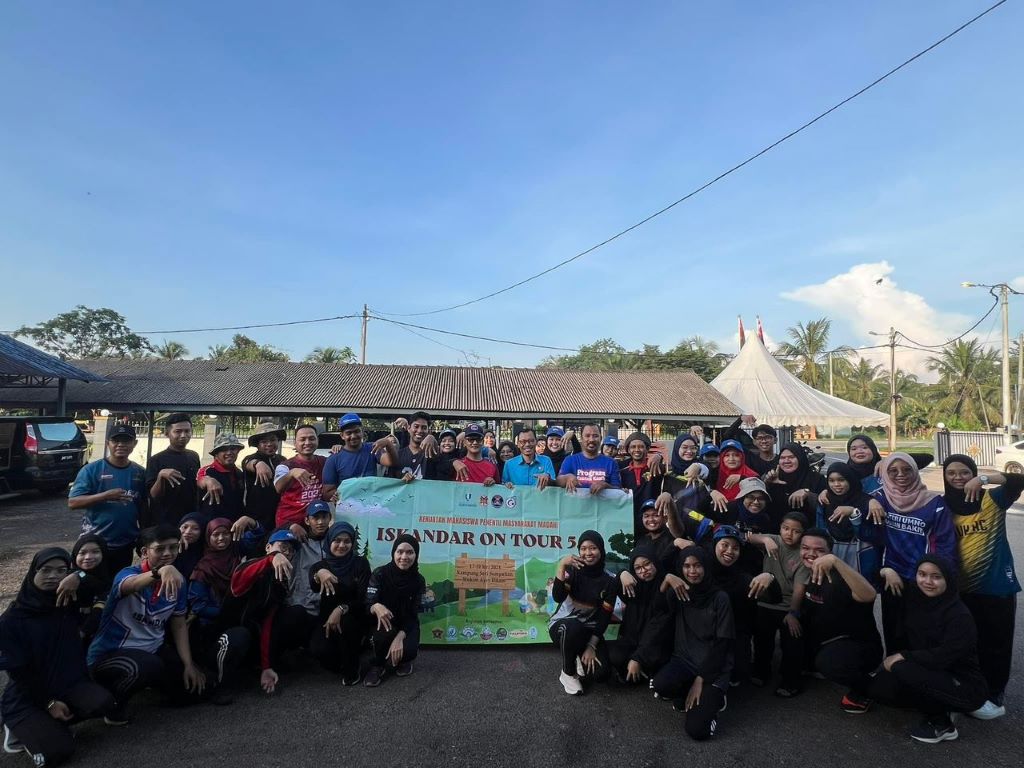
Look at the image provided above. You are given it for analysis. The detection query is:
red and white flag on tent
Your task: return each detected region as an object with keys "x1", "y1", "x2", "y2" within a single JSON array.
[
  {"x1": 738, "y1": 316, "x2": 746, "y2": 349},
  {"x1": 756, "y1": 316, "x2": 765, "y2": 344}
]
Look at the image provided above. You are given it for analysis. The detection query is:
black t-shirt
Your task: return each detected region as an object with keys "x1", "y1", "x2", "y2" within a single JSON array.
[
  {"x1": 145, "y1": 448, "x2": 200, "y2": 526},
  {"x1": 746, "y1": 451, "x2": 778, "y2": 476},
  {"x1": 392, "y1": 445, "x2": 427, "y2": 479},
  {"x1": 801, "y1": 570, "x2": 880, "y2": 647},
  {"x1": 242, "y1": 452, "x2": 286, "y2": 531}
]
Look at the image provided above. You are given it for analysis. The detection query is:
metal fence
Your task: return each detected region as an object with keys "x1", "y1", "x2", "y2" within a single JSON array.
[{"x1": 934, "y1": 430, "x2": 1007, "y2": 468}]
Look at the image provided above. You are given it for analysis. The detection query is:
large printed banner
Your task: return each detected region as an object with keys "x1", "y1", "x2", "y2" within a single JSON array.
[{"x1": 337, "y1": 477, "x2": 633, "y2": 645}]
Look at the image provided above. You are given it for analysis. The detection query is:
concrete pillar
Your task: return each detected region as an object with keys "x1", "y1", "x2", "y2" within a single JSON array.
[
  {"x1": 91, "y1": 414, "x2": 110, "y2": 462},
  {"x1": 202, "y1": 416, "x2": 219, "y2": 466}
]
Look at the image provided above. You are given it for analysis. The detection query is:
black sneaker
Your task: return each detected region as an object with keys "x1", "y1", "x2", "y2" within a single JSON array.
[
  {"x1": 841, "y1": 693, "x2": 872, "y2": 714},
  {"x1": 104, "y1": 705, "x2": 130, "y2": 726},
  {"x1": 395, "y1": 661, "x2": 413, "y2": 677},
  {"x1": 342, "y1": 671, "x2": 362, "y2": 687},
  {"x1": 774, "y1": 685, "x2": 802, "y2": 699},
  {"x1": 363, "y1": 666, "x2": 384, "y2": 688},
  {"x1": 910, "y1": 714, "x2": 958, "y2": 744}
]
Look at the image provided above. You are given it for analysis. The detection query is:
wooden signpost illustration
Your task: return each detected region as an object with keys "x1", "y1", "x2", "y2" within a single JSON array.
[{"x1": 454, "y1": 553, "x2": 517, "y2": 616}]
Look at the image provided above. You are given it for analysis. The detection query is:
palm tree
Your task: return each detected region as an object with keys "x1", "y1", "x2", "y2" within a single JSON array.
[
  {"x1": 304, "y1": 346, "x2": 356, "y2": 364},
  {"x1": 208, "y1": 344, "x2": 228, "y2": 361},
  {"x1": 154, "y1": 340, "x2": 189, "y2": 360},
  {"x1": 838, "y1": 356, "x2": 884, "y2": 407},
  {"x1": 776, "y1": 318, "x2": 850, "y2": 390},
  {"x1": 926, "y1": 339, "x2": 1000, "y2": 429}
]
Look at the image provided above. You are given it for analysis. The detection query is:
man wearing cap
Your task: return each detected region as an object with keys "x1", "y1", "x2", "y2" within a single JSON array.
[
  {"x1": 557, "y1": 424, "x2": 623, "y2": 495},
  {"x1": 196, "y1": 433, "x2": 247, "y2": 525},
  {"x1": 69, "y1": 423, "x2": 148, "y2": 572},
  {"x1": 280, "y1": 500, "x2": 332, "y2": 645},
  {"x1": 601, "y1": 435, "x2": 621, "y2": 461},
  {"x1": 241, "y1": 422, "x2": 288, "y2": 532},
  {"x1": 146, "y1": 412, "x2": 201, "y2": 527},
  {"x1": 502, "y1": 428, "x2": 555, "y2": 489},
  {"x1": 322, "y1": 413, "x2": 398, "y2": 498},
  {"x1": 452, "y1": 423, "x2": 500, "y2": 485},
  {"x1": 275, "y1": 424, "x2": 329, "y2": 532},
  {"x1": 699, "y1": 443, "x2": 721, "y2": 475}
]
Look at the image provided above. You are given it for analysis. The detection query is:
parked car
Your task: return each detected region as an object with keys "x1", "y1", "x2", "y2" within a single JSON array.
[
  {"x1": 994, "y1": 439, "x2": 1024, "y2": 474},
  {"x1": 0, "y1": 417, "x2": 89, "y2": 496}
]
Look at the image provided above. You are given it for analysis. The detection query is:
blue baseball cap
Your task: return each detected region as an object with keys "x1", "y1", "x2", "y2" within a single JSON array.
[
  {"x1": 438, "y1": 428, "x2": 457, "y2": 440},
  {"x1": 699, "y1": 443, "x2": 721, "y2": 457},
  {"x1": 720, "y1": 439, "x2": 745, "y2": 454},
  {"x1": 306, "y1": 501, "x2": 332, "y2": 518},
  {"x1": 641, "y1": 499, "x2": 657, "y2": 510},
  {"x1": 546, "y1": 426, "x2": 565, "y2": 438},
  {"x1": 602, "y1": 435, "x2": 619, "y2": 447},
  {"x1": 713, "y1": 524, "x2": 743, "y2": 542},
  {"x1": 339, "y1": 413, "x2": 362, "y2": 429},
  {"x1": 268, "y1": 529, "x2": 299, "y2": 546},
  {"x1": 464, "y1": 423, "x2": 484, "y2": 438}
]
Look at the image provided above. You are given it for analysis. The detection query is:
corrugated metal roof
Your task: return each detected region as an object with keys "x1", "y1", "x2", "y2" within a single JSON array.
[
  {"x1": 0, "y1": 335, "x2": 106, "y2": 382},
  {"x1": 1, "y1": 358, "x2": 740, "y2": 420}
]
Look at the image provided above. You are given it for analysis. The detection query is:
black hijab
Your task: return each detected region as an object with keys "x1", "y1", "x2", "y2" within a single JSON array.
[
  {"x1": 904, "y1": 555, "x2": 967, "y2": 650},
  {"x1": 324, "y1": 521, "x2": 359, "y2": 581},
  {"x1": 671, "y1": 435, "x2": 701, "y2": 475},
  {"x1": 567, "y1": 530, "x2": 614, "y2": 606},
  {"x1": 381, "y1": 533, "x2": 421, "y2": 597},
  {"x1": 71, "y1": 532, "x2": 111, "y2": 588},
  {"x1": 173, "y1": 511, "x2": 206, "y2": 578},
  {"x1": 846, "y1": 434, "x2": 882, "y2": 480},
  {"x1": 941, "y1": 453, "x2": 981, "y2": 516},
  {"x1": 628, "y1": 542, "x2": 660, "y2": 601},
  {"x1": 776, "y1": 442, "x2": 823, "y2": 494},
  {"x1": 822, "y1": 462, "x2": 871, "y2": 542},
  {"x1": 679, "y1": 545, "x2": 717, "y2": 607},
  {"x1": 12, "y1": 548, "x2": 72, "y2": 615}
]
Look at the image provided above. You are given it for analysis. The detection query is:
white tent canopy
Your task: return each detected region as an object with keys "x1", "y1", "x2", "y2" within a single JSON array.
[{"x1": 710, "y1": 339, "x2": 889, "y2": 428}]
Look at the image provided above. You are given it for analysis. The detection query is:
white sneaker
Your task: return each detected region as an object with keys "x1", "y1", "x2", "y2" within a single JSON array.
[
  {"x1": 559, "y1": 671, "x2": 583, "y2": 695},
  {"x1": 3, "y1": 725, "x2": 25, "y2": 755},
  {"x1": 969, "y1": 700, "x2": 1006, "y2": 720},
  {"x1": 575, "y1": 657, "x2": 585, "y2": 677}
]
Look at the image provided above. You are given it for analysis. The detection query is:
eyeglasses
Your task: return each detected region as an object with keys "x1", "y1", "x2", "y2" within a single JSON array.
[{"x1": 633, "y1": 561, "x2": 655, "y2": 572}]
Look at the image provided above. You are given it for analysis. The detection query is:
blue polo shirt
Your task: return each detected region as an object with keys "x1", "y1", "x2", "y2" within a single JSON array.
[
  {"x1": 502, "y1": 454, "x2": 556, "y2": 486},
  {"x1": 323, "y1": 443, "x2": 379, "y2": 485},
  {"x1": 69, "y1": 459, "x2": 147, "y2": 548}
]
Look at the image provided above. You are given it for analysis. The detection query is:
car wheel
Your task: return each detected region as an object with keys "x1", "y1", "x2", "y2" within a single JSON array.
[{"x1": 1004, "y1": 462, "x2": 1024, "y2": 474}]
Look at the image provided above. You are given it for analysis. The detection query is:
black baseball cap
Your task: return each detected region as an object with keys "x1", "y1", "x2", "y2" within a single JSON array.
[{"x1": 108, "y1": 424, "x2": 137, "y2": 440}]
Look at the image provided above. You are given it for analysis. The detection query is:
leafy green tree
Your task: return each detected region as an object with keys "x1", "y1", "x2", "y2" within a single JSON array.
[
  {"x1": 154, "y1": 340, "x2": 189, "y2": 360},
  {"x1": 926, "y1": 339, "x2": 1000, "y2": 429},
  {"x1": 837, "y1": 356, "x2": 884, "y2": 408},
  {"x1": 304, "y1": 346, "x2": 356, "y2": 364},
  {"x1": 775, "y1": 318, "x2": 850, "y2": 389},
  {"x1": 15, "y1": 305, "x2": 152, "y2": 359},
  {"x1": 538, "y1": 336, "x2": 727, "y2": 381},
  {"x1": 208, "y1": 334, "x2": 288, "y2": 363}
]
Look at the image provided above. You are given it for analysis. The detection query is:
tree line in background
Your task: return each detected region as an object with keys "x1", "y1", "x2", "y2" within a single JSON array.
[{"x1": 14, "y1": 307, "x2": 1019, "y2": 434}]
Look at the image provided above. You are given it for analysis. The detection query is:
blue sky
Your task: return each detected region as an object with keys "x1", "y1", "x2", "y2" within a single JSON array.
[{"x1": 1, "y1": 1, "x2": 1021, "y2": 370}]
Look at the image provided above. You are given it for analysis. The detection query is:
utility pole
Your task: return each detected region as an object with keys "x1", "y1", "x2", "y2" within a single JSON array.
[
  {"x1": 360, "y1": 304, "x2": 369, "y2": 364},
  {"x1": 888, "y1": 327, "x2": 897, "y2": 453},
  {"x1": 999, "y1": 284, "x2": 1011, "y2": 444},
  {"x1": 1016, "y1": 331, "x2": 1023, "y2": 432}
]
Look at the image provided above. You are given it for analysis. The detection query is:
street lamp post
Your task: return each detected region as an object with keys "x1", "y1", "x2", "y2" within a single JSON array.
[
  {"x1": 869, "y1": 327, "x2": 899, "y2": 452},
  {"x1": 963, "y1": 282, "x2": 1021, "y2": 444}
]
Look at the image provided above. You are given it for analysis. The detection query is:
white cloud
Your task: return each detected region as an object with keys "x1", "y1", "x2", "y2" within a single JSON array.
[
  {"x1": 1012, "y1": 276, "x2": 1024, "y2": 292},
  {"x1": 780, "y1": 261, "x2": 972, "y2": 379}
]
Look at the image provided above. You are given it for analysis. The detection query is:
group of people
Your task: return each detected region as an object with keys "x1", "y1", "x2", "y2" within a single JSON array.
[
  {"x1": 0, "y1": 410, "x2": 1020, "y2": 763},
  {"x1": 548, "y1": 425, "x2": 1021, "y2": 745}
]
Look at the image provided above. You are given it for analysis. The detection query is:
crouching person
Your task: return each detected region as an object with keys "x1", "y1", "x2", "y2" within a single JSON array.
[
  {"x1": 87, "y1": 525, "x2": 206, "y2": 723},
  {"x1": 364, "y1": 534, "x2": 426, "y2": 687},
  {"x1": 1, "y1": 548, "x2": 115, "y2": 766}
]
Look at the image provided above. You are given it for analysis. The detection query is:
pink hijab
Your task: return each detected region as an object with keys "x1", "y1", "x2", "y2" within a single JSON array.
[{"x1": 876, "y1": 452, "x2": 938, "y2": 512}]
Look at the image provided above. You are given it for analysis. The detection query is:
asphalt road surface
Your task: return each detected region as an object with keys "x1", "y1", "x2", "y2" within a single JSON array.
[{"x1": 1, "y1": 492, "x2": 1021, "y2": 768}]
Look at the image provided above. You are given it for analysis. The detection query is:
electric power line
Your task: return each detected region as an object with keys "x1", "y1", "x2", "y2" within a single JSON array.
[
  {"x1": 895, "y1": 293, "x2": 1001, "y2": 348},
  {"x1": 373, "y1": 0, "x2": 1009, "y2": 319},
  {"x1": 137, "y1": 313, "x2": 361, "y2": 335}
]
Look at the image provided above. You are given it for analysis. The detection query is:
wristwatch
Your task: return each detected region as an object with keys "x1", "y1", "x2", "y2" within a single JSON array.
[{"x1": 978, "y1": 474, "x2": 990, "y2": 485}]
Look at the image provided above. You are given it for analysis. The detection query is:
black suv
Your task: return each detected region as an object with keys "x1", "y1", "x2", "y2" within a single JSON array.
[{"x1": 0, "y1": 417, "x2": 89, "y2": 496}]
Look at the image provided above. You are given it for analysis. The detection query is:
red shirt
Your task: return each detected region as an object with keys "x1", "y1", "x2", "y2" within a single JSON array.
[
  {"x1": 458, "y1": 457, "x2": 500, "y2": 484},
  {"x1": 275, "y1": 455, "x2": 327, "y2": 527}
]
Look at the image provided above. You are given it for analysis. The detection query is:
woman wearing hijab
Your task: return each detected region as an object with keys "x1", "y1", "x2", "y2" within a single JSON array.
[
  {"x1": 708, "y1": 526, "x2": 780, "y2": 686},
  {"x1": 603, "y1": 543, "x2": 671, "y2": 685},
  {"x1": 866, "y1": 555, "x2": 988, "y2": 744},
  {"x1": 653, "y1": 546, "x2": 735, "y2": 741},
  {"x1": 174, "y1": 511, "x2": 206, "y2": 580},
  {"x1": 845, "y1": 434, "x2": 884, "y2": 494},
  {"x1": 309, "y1": 521, "x2": 371, "y2": 686},
  {"x1": 710, "y1": 440, "x2": 758, "y2": 511},
  {"x1": 1, "y1": 548, "x2": 114, "y2": 765},
  {"x1": 874, "y1": 453, "x2": 955, "y2": 655},
  {"x1": 764, "y1": 443, "x2": 826, "y2": 533},
  {"x1": 364, "y1": 533, "x2": 425, "y2": 687},
  {"x1": 941, "y1": 454, "x2": 1024, "y2": 719},
  {"x1": 548, "y1": 531, "x2": 619, "y2": 696},
  {"x1": 52, "y1": 533, "x2": 112, "y2": 648},
  {"x1": 815, "y1": 462, "x2": 884, "y2": 585}
]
